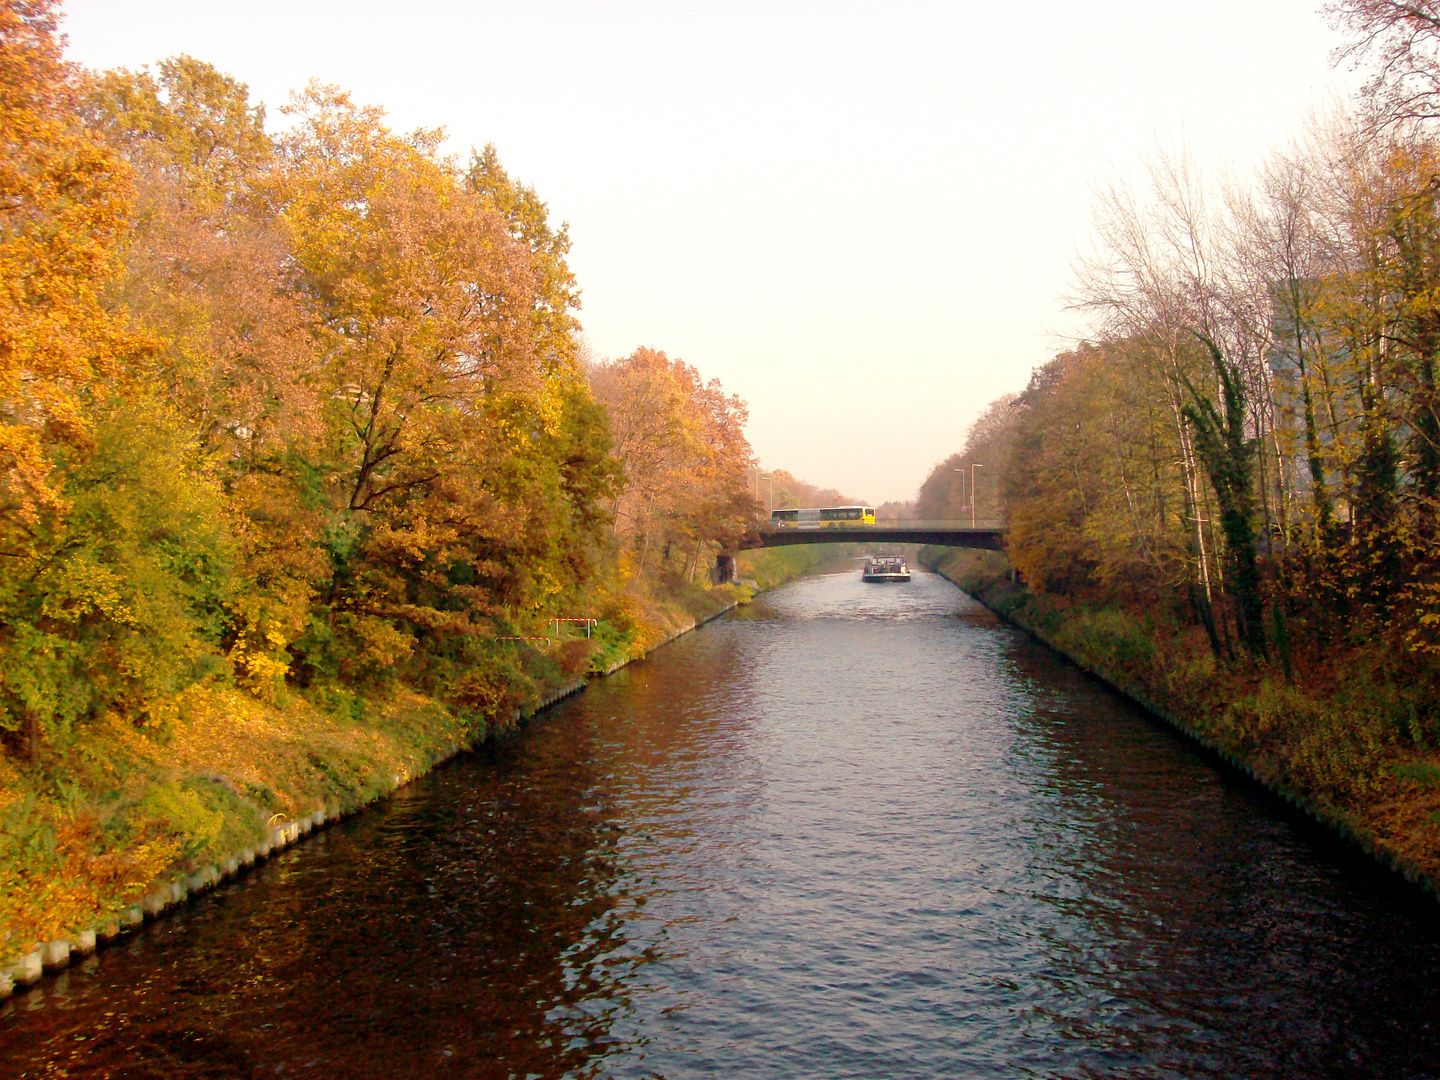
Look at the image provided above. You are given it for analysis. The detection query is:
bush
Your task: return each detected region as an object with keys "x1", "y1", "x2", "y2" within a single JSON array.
[{"x1": 0, "y1": 394, "x2": 236, "y2": 749}]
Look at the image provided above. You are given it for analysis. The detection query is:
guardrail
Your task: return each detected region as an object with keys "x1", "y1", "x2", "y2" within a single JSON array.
[{"x1": 549, "y1": 618, "x2": 598, "y2": 638}]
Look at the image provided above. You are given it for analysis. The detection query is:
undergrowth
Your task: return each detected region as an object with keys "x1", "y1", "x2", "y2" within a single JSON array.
[
  {"x1": 0, "y1": 573, "x2": 750, "y2": 953},
  {"x1": 924, "y1": 547, "x2": 1440, "y2": 888}
]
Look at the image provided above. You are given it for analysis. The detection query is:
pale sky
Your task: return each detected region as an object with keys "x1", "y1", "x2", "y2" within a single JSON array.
[{"x1": 65, "y1": 1, "x2": 1352, "y2": 504}]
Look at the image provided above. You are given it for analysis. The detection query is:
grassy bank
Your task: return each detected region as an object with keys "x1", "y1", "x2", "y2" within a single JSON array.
[
  {"x1": 923, "y1": 548, "x2": 1440, "y2": 898},
  {"x1": 0, "y1": 577, "x2": 742, "y2": 959},
  {"x1": 735, "y1": 544, "x2": 859, "y2": 591}
]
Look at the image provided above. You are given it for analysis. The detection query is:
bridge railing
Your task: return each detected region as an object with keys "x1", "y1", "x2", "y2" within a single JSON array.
[{"x1": 758, "y1": 518, "x2": 1005, "y2": 532}]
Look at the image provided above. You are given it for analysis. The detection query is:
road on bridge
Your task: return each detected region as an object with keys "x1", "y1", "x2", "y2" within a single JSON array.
[{"x1": 737, "y1": 521, "x2": 1005, "y2": 551}]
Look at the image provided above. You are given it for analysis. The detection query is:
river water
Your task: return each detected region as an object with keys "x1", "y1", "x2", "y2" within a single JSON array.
[{"x1": 3, "y1": 570, "x2": 1440, "y2": 1079}]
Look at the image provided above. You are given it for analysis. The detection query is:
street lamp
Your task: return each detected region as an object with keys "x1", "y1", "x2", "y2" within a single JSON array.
[
  {"x1": 970, "y1": 464, "x2": 983, "y2": 529},
  {"x1": 756, "y1": 471, "x2": 774, "y2": 514}
]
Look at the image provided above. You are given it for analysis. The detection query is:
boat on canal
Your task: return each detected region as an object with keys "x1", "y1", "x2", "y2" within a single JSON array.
[{"x1": 862, "y1": 554, "x2": 910, "y2": 582}]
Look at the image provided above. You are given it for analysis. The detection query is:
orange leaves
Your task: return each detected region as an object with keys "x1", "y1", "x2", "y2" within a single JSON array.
[
  {"x1": 0, "y1": 16, "x2": 687, "y2": 751},
  {"x1": 276, "y1": 85, "x2": 545, "y2": 517},
  {"x1": 0, "y1": 804, "x2": 180, "y2": 946},
  {"x1": 588, "y1": 347, "x2": 755, "y2": 573},
  {"x1": 0, "y1": 0, "x2": 148, "y2": 531}
]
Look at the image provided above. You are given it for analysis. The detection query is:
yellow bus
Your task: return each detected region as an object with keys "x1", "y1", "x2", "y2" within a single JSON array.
[{"x1": 769, "y1": 505, "x2": 876, "y2": 527}]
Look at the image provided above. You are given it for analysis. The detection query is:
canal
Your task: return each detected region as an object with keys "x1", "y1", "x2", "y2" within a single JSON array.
[{"x1": 3, "y1": 571, "x2": 1439, "y2": 1078}]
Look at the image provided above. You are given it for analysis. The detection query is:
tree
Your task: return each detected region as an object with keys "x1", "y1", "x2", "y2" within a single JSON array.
[
  {"x1": 1329, "y1": 0, "x2": 1440, "y2": 128},
  {"x1": 0, "y1": 0, "x2": 164, "y2": 753},
  {"x1": 83, "y1": 58, "x2": 325, "y2": 691},
  {"x1": 914, "y1": 395, "x2": 1019, "y2": 524},
  {"x1": 1180, "y1": 334, "x2": 1267, "y2": 657},
  {"x1": 83, "y1": 56, "x2": 315, "y2": 463},
  {"x1": 588, "y1": 347, "x2": 754, "y2": 577},
  {"x1": 465, "y1": 145, "x2": 582, "y2": 376},
  {"x1": 0, "y1": 0, "x2": 145, "y2": 535}
]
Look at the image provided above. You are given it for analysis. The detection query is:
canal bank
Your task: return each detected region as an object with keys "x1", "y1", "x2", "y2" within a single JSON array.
[
  {"x1": 0, "y1": 546, "x2": 842, "y2": 1002},
  {"x1": 924, "y1": 549, "x2": 1440, "y2": 905},
  {"x1": 0, "y1": 590, "x2": 737, "y2": 1000}
]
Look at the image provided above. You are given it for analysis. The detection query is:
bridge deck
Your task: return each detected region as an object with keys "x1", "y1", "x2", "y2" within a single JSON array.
[{"x1": 739, "y1": 524, "x2": 1004, "y2": 551}]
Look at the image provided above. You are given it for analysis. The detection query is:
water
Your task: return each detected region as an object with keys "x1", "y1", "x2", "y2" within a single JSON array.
[{"x1": 3, "y1": 571, "x2": 1439, "y2": 1078}]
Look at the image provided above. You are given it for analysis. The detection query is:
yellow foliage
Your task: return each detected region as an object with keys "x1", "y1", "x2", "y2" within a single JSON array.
[
  {"x1": 0, "y1": 4, "x2": 755, "y2": 954},
  {"x1": 0, "y1": 0, "x2": 151, "y2": 531},
  {"x1": 136, "y1": 782, "x2": 225, "y2": 855}
]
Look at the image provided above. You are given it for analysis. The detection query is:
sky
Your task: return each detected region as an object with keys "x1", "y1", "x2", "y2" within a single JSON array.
[{"x1": 63, "y1": 1, "x2": 1354, "y2": 504}]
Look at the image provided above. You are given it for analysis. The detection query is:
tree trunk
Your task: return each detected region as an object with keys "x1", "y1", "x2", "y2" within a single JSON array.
[{"x1": 1181, "y1": 334, "x2": 1267, "y2": 659}]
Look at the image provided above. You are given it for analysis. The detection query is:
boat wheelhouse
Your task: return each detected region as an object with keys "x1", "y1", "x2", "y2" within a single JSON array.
[{"x1": 861, "y1": 555, "x2": 910, "y2": 582}]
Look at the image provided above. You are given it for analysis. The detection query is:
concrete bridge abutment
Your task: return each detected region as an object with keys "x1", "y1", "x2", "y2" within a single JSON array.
[{"x1": 714, "y1": 553, "x2": 737, "y2": 584}]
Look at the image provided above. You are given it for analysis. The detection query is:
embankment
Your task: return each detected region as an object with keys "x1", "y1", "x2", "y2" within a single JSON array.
[
  {"x1": 0, "y1": 548, "x2": 839, "y2": 997},
  {"x1": 736, "y1": 543, "x2": 859, "y2": 590},
  {"x1": 924, "y1": 549, "x2": 1440, "y2": 903},
  {"x1": 0, "y1": 584, "x2": 727, "y2": 991}
]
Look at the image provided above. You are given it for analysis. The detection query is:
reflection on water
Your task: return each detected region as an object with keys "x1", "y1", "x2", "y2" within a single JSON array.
[{"x1": 3, "y1": 571, "x2": 1439, "y2": 1079}]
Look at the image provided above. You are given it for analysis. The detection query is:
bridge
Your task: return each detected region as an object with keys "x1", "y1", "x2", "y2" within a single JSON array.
[{"x1": 716, "y1": 521, "x2": 1006, "y2": 581}]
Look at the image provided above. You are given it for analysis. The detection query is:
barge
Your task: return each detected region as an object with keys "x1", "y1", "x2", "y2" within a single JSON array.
[{"x1": 862, "y1": 555, "x2": 910, "y2": 582}]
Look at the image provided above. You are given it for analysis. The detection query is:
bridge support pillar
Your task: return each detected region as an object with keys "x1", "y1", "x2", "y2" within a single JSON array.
[{"x1": 713, "y1": 553, "x2": 736, "y2": 584}]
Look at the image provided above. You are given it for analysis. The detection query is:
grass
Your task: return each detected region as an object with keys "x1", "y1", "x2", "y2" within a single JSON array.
[
  {"x1": 736, "y1": 544, "x2": 862, "y2": 591},
  {"x1": 0, "y1": 685, "x2": 477, "y2": 952}
]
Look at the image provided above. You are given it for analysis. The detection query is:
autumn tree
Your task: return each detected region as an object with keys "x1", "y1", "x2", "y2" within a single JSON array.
[
  {"x1": 0, "y1": 2, "x2": 237, "y2": 753},
  {"x1": 985, "y1": 344, "x2": 1186, "y2": 606},
  {"x1": 915, "y1": 394, "x2": 1018, "y2": 525},
  {"x1": 0, "y1": 14, "x2": 742, "y2": 758},
  {"x1": 82, "y1": 59, "x2": 328, "y2": 691},
  {"x1": 266, "y1": 85, "x2": 620, "y2": 686},
  {"x1": 83, "y1": 56, "x2": 314, "y2": 463},
  {"x1": 588, "y1": 347, "x2": 755, "y2": 579},
  {"x1": 0, "y1": 0, "x2": 142, "y2": 530},
  {"x1": 970, "y1": 85, "x2": 1440, "y2": 662}
]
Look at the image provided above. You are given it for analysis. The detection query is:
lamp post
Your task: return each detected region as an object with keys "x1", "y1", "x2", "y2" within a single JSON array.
[
  {"x1": 757, "y1": 472, "x2": 774, "y2": 514},
  {"x1": 952, "y1": 468, "x2": 966, "y2": 522},
  {"x1": 970, "y1": 463, "x2": 983, "y2": 529}
]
